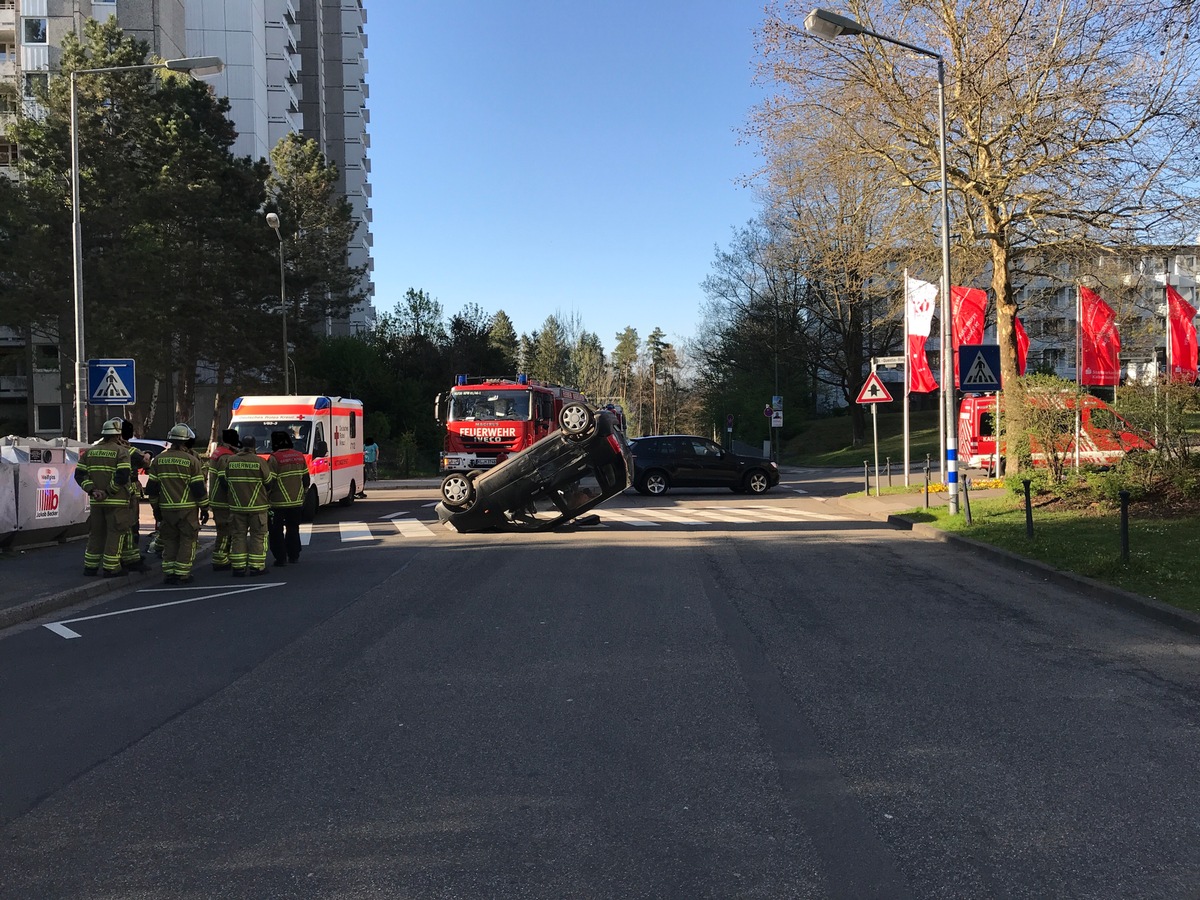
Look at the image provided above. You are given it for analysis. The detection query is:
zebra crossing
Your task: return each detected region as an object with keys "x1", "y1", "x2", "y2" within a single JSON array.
[{"x1": 295, "y1": 503, "x2": 849, "y2": 546}]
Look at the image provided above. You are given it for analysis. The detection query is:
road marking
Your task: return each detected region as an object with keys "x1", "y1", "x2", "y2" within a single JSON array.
[
  {"x1": 391, "y1": 519, "x2": 435, "y2": 537},
  {"x1": 743, "y1": 504, "x2": 844, "y2": 521},
  {"x1": 300, "y1": 522, "x2": 313, "y2": 546},
  {"x1": 42, "y1": 584, "x2": 282, "y2": 639},
  {"x1": 621, "y1": 508, "x2": 713, "y2": 525},
  {"x1": 339, "y1": 521, "x2": 374, "y2": 542},
  {"x1": 592, "y1": 510, "x2": 661, "y2": 526}
]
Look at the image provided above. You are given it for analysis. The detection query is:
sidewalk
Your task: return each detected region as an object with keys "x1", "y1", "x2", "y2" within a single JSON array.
[{"x1": 0, "y1": 479, "x2": 437, "y2": 630}]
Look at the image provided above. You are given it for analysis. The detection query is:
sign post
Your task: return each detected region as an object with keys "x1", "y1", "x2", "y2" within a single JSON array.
[{"x1": 857, "y1": 372, "x2": 893, "y2": 496}]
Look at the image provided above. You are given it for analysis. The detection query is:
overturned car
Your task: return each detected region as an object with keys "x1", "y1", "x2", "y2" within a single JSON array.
[{"x1": 435, "y1": 402, "x2": 632, "y2": 533}]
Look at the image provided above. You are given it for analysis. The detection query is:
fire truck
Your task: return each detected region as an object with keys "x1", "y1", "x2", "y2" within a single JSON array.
[
  {"x1": 226, "y1": 395, "x2": 365, "y2": 520},
  {"x1": 434, "y1": 374, "x2": 584, "y2": 473}
]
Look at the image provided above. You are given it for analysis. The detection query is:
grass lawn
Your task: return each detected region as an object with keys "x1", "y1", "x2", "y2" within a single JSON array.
[
  {"x1": 784, "y1": 409, "x2": 943, "y2": 467},
  {"x1": 897, "y1": 495, "x2": 1200, "y2": 614}
]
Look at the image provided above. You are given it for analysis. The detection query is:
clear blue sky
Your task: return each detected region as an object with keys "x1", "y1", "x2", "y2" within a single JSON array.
[{"x1": 366, "y1": 2, "x2": 769, "y2": 354}]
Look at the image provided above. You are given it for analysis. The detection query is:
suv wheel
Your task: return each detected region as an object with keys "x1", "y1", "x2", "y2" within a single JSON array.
[
  {"x1": 640, "y1": 470, "x2": 669, "y2": 496},
  {"x1": 745, "y1": 470, "x2": 771, "y2": 494},
  {"x1": 441, "y1": 472, "x2": 477, "y2": 509},
  {"x1": 559, "y1": 402, "x2": 595, "y2": 438}
]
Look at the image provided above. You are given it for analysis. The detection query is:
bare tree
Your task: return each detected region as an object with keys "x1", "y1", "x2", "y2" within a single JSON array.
[{"x1": 758, "y1": 0, "x2": 1200, "y2": 469}]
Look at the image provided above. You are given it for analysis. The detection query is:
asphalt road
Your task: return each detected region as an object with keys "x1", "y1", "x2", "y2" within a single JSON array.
[{"x1": 2, "y1": 470, "x2": 1199, "y2": 898}]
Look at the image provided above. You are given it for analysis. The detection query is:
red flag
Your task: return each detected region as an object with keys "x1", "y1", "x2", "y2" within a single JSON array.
[
  {"x1": 906, "y1": 276, "x2": 939, "y2": 393},
  {"x1": 1167, "y1": 285, "x2": 1197, "y2": 383},
  {"x1": 951, "y1": 287, "x2": 987, "y2": 387},
  {"x1": 1079, "y1": 286, "x2": 1121, "y2": 386},
  {"x1": 1014, "y1": 316, "x2": 1029, "y2": 376}
]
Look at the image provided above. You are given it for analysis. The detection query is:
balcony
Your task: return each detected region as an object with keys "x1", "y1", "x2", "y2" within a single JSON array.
[
  {"x1": 0, "y1": 4, "x2": 14, "y2": 38},
  {"x1": 0, "y1": 375, "x2": 28, "y2": 398}
]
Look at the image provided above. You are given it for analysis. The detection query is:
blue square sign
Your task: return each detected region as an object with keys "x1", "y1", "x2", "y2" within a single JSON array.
[
  {"x1": 87, "y1": 358, "x2": 136, "y2": 406},
  {"x1": 959, "y1": 344, "x2": 1001, "y2": 392}
]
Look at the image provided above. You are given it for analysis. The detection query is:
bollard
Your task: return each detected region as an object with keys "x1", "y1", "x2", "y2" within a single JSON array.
[
  {"x1": 864, "y1": 461, "x2": 870, "y2": 494},
  {"x1": 963, "y1": 476, "x2": 972, "y2": 525},
  {"x1": 924, "y1": 463, "x2": 930, "y2": 509},
  {"x1": 1119, "y1": 490, "x2": 1130, "y2": 564},
  {"x1": 887, "y1": 456, "x2": 892, "y2": 488},
  {"x1": 1023, "y1": 479, "x2": 1033, "y2": 538}
]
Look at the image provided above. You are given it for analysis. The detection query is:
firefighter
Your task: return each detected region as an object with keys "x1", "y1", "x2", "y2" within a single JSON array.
[
  {"x1": 206, "y1": 428, "x2": 240, "y2": 571},
  {"x1": 267, "y1": 430, "x2": 310, "y2": 567},
  {"x1": 76, "y1": 417, "x2": 135, "y2": 578},
  {"x1": 216, "y1": 435, "x2": 274, "y2": 576},
  {"x1": 146, "y1": 424, "x2": 208, "y2": 585},
  {"x1": 119, "y1": 419, "x2": 151, "y2": 572}
]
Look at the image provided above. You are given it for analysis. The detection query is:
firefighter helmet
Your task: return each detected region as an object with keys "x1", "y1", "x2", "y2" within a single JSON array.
[
  {"x1": 167, "y1": 423, "x2": 196, "y2": 443},
  {"x1": 100, "y1": 417, "x2": 124, "y2": 436}
]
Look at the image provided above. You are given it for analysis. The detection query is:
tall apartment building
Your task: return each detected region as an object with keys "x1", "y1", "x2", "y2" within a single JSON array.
[
  {"x1": 185, "y1": 0, "x2": 373, "y2": 337},
  {"x1": 0, "y1": 0, "x2": 373, "y2": 436}
]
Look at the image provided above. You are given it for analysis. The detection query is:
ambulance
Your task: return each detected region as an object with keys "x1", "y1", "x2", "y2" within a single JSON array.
[{"x1": 226, "y1": 395, "x2": 364, "y2": 520}]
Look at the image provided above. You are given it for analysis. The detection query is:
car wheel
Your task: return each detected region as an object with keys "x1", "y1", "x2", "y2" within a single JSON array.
[
  {"x1": 300, "y1": 486, "x2": 319, "y2": 522},
  {"x1": 441, "y1": 472, "x2": 477, "y2": 509},
  {"x1": 559, "y1": 402, "x2": 595, "y2": 438},
  {"x1": 744, "y1": 470, "x2": 771, "y2": 494},
  {"x1": 640, "y1": 470, "x2": 669, "y2": 496},
  {"x1": 340, "y1": 480, "x2": 357, "y2": 506}
]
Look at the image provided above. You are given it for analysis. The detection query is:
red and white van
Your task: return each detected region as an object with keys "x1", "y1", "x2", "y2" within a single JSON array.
[
  {"x1": 958, "y1": 391, "x2": 1152, "y2": 474},
  {"x1": 226, "y1": 395, "x2": 364, "y2": 519}
]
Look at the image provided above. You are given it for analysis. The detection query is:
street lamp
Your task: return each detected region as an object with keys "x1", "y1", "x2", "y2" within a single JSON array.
[
  {"x1": 803, "y1": 9, "x2": 958, "y2": 513},
  {"x1": 265, "y1": 212, "x2": 289, "y2": 395},
  {"x1": 70, "y1": 55, "x2": 224, "y2": 441}
]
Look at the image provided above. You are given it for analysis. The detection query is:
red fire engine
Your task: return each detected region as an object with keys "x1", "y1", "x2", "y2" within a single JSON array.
[{"x1": 434, "y1": 374, "x2": 584, "y2": 473}]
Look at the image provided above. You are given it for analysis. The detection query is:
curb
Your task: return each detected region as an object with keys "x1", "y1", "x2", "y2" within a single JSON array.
[
  {"x1": 0, "y1": 540, "x2": 216, "y2": 631},
  {"x1": 877, "y1": 511, "x2": 1200, "y2": 638}
]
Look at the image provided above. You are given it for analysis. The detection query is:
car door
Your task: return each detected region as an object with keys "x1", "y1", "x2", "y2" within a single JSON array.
[{"x1": 686, "y1": 438, "x2": 739, "y2": 487}]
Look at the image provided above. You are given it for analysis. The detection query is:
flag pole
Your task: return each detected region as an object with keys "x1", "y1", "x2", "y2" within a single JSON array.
[
  {"x1": 903, "y1": 269, "x2": 911, "y2": 486},
  {"x1": 1075, "y1": 285, "x2": 1082, "y2": 470}
]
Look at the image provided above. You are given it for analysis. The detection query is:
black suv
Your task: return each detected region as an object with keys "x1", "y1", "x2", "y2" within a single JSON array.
[
  {"x1": 629, "y1": 435, "x2": 779, "y2": 496},
  {"x1": 436, "y1": 402, "x2": 633, "y2": 532}
]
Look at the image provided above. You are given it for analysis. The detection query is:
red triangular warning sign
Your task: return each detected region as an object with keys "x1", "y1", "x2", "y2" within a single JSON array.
[{"x1": 856, "y1": 372, "x2": 893, "y2": 404}]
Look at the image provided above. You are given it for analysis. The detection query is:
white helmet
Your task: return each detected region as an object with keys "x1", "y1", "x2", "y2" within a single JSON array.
[
  {"x1": 100, "y1": 417, "x2": 123, "y2": 436},
  {"x1": 167, "y1": 423, "x2": 196, "y2": 443}
]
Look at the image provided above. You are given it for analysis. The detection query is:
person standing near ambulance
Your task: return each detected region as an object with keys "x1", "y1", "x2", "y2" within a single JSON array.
[
  {"x1": 146, "y1": 424, "x2": 208, "y2": 584},
  {"x1": 76, "y1": 417, "x2": 135, "y2": 577},
  {"x1": 216, "y1": 435, "x2": 274, "y2": 576},
  {"x1": 206, "y1": 428, "x2": 240, "y2": 571},
  {"x1": 267, "y1": 430, "x2": 310, "y2": 567}
]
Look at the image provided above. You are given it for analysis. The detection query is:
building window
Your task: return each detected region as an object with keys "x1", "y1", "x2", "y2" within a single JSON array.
[
  {"x1": 0, "y1": 42, "x2": 16, "y2": 61},
  {"x1": 22, "y1": 18, "x2": 48, "y2": 45},
  {"x1": 35, "y1": 404, "x2": 62, "y2": 432},
  {"x1": 23, "y1": 73, "x2": 48, "y2": 99},
  {"x1": 34, "y1": 344, "x2": 59, "y2": 371},
  {"x1": 0, "y1": 142, "x2": 16, "y2": 166}
]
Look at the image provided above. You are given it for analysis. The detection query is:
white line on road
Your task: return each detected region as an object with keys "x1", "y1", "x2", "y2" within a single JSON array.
[
  {"x1": 339, "y1": 521, "x2": 375, "y2": 542},
  {"x1": 42, "y1": 584, "x2": 283, "y2": 639},
  {"x1": 380, "y1": 511, "x2": 410, "y2": 520},
  {"x1": 300, "y1": 523, "x2": 313, "y2": 546},
  {"x1": 391, "y1": 519, "x2": 434, "y2": 537}
]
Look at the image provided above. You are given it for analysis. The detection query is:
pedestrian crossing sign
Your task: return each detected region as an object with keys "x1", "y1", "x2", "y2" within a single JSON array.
[
  {"x1": 959, "y1": 345, "x2": 1002, "y2": 392},
  {"x1": 87, "y1": 358, "x2": 136, "y2": 405}
]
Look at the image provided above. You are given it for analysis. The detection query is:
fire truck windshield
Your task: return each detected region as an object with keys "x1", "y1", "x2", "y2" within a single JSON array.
[{"x1": 449, "y1": 390, "x2": 530, "y2": 422}]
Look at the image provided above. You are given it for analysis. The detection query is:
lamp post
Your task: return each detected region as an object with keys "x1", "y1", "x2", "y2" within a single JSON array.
[
  {"x1": 70, "y1": 55, "x2": 223, "y2": 441},
  {"x1": 803, "y1": 8, "x2": 958, "y2": 513},
  {"x1": 265, "y1": 212, "x2": 289, "y2": 395}
]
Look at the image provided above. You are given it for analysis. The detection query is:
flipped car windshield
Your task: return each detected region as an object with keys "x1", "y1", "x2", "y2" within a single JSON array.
[
  {"x1": 508, "y1": 472, "x2": 605, "y2": 525},
  {"x1": 231, "y1": 421, "x2": 313, "y2": 453},
  {"x1": 449, "y1": 390, "x2": 531, "y2": 422}
]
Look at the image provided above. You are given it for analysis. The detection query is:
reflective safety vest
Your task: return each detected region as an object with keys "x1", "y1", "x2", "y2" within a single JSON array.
[
  {"x1": 148, "y1": 447, "x2": 207, "y2": 511},
  {"x1": 268, "y1": 448, "x2": 310, "y2": 508},
  {"x1": 217, "y1": 448, "x2": 274, "y2": 513},
  {"x1": 77, "y1": 438, "x2": 133, "y2": 507}
]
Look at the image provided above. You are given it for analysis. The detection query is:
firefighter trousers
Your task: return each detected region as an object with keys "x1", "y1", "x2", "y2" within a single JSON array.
[
  {"x1": 229, "y1": 510, "x2": 268, "y2": 572},
  {"x1": 84, "y1": 506, "x2": 130, "y2": 574},
  {"x1": 268, "y1": 505, "x2": 303, "y2": 564},
  {"x1": 211, "y1": 508, "x2": 232, "y2": 567},
  {"x1": 160, "y1": 507, "x2": 200, "y2": 578}
]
